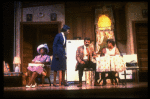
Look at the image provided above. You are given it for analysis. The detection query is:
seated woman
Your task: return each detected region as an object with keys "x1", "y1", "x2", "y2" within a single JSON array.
[
  {"x1": 26, "y1": 44, "x2": 51, "y2": 88},
  {"x1": 100, "y1": 39, "x2": 120, "y2": 85}
]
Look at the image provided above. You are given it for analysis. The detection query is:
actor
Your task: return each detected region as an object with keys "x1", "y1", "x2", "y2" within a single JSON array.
[
  {"x1": 100, "y1": 39, "x2": 120, "y2": 85},
  {"x1": 26, "y1": 44, "x2": 51, "y2": 87},
  {"x1": 51, "y1": 25, "x2": 70, "y2": 87},
  {"x1": 75, "y1": 37, "x2": 100, "y2": 87}
]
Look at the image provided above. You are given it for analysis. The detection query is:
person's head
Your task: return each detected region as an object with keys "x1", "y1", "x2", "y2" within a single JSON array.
[
  {"x1": 37, "y1": 44, "x2": 49, "y2": 55},
  {"x1": 84, "y1": 37, "x2": 91, "y2": 47},
  {"x1": 61, "y1": 25, "x2": 70, "y2": 35},
  {"x1": 106, "y1": 39, "x2": 115, "y2": 48},
  {"x1": 39, "y1": 48, "x2": 47, "y2": 55}
]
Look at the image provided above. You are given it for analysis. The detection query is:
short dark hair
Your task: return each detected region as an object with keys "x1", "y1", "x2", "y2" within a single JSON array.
[
  {"x1": 84, "y1": 37, "x2": 90, "y2": 42},
  {"x1": 106, "y1": 39, "x2": 115, "y2": 46}
]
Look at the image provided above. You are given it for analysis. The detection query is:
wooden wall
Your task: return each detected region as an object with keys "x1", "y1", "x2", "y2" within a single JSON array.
[
  {"x1": 65, "y1": 2, "x2": 127, "y2": 53},
  {"x1": 113, "y1": 6, "x2": 127, "y2": 53},
  {"x1": 65, "y1": 5, "x2": 95, "y2": 41}
]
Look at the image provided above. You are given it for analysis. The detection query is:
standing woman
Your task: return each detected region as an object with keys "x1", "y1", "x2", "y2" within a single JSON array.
[{"x1": 51, "y1": 25, "x2": 70, "y2": 87}]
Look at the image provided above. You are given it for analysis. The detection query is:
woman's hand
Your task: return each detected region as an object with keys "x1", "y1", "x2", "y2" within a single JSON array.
[{"x1": 34, "y1": 60, "x2": 42, "y2": 64}]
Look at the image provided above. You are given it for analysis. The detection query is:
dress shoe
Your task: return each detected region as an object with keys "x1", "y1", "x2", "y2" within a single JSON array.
[
  {"x1": 94, "y1": 82, "x2": 101, "y2": 86},
  {"x1": 61, "y1": 82, "x2": 69, "y2": 86},
  {"x1": 53, "y1": 84, "x2": 59, "y2": 87},
  {"x1": 77, "y1": 83, "x2": 82, "y2": 87},
  {"x1": 26, "y1": 84, "x2": 32, "y2": 88},
  {"x1": 102, "y1": 83, "x2": 106, "y2": 86},
  {"x1": 32, "y1": 83, "x2": 37, "y2": 87}
]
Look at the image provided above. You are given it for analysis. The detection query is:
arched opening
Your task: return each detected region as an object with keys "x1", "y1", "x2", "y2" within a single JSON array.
[{"x1": 98, "y1": 15, "x2": 111, "y2": 30}]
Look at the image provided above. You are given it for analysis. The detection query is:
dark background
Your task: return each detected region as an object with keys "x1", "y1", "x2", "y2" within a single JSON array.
[{"x1": 2, "y1": 1, "x2": 14, "y2": 71}]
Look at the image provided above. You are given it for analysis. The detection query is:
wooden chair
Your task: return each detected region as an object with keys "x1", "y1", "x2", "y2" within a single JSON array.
[
  {"x1": 98, "y1": 71, "x2": 121, "y2": 85},
  {"x1": 36, "y1": 65, "x2": 51, "y2": 86},
  {"x1": 36, "y1": 56, "x2": 53, "y2": 86}
]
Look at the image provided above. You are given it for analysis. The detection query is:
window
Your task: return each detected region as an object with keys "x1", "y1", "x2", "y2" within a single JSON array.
[{"x1": 98, "y1": 15, "x2": 111, "y2": 30}]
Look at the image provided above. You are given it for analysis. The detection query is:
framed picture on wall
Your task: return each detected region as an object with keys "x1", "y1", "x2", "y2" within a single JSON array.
[
  {"x1": 142, "y1": 9, "x2": 148, "y2": 18},
  {"x1": 26, "y1": 14, "x2": 32, "y2": 21},
  {"x1": 51, "y1": 13, "x2": 57, "y2": 21}
]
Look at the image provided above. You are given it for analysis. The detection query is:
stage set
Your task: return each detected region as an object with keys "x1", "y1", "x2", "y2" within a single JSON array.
[
  {"x1": 4, "y1": 82, "x2": 148, "y2": 98},
  {"x1": 3, "y1": 1, "x2": 148, "y2": 98}
]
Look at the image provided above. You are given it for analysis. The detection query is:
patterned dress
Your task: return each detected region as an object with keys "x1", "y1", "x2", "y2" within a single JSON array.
[{"x1": 27, "y1": 54, "x2": 51, "y2": 74}]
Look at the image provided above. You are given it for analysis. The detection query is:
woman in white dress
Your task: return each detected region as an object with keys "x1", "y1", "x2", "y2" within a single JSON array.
[
  {"x1": 100, "y1": 39, "x2": 120, "y2": 85},
  {"x1": 101, "y1": 39, "x2": 120, "y2": 56}
]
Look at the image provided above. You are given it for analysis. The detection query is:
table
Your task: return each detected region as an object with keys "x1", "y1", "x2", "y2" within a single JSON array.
[
  {"x1": 96, "y1": 55, "x2": 126, "y2": 84},
  {"x1": 124, "y1": 66, "x2": 141, "y2": 84},
  {"x1": 4, "y1": 72, "x2": 23, "y2": 87},
  {"x1": 96, "y1": 55, "x2": 126, "y2": 72}
]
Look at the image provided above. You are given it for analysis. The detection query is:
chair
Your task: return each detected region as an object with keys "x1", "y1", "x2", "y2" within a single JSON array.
[
  {"x1": 84, "y1": 68, "x2": 95, "y2": 85},
  {"x1": 36, "y1": 65, "x2": 51, "y2": 86},
  {"x1": 98, "y1": 71, "x2": 120, "y2": 85},
  {"x1": 36, "y1": 56, "x2": 53, "y2": 86}
]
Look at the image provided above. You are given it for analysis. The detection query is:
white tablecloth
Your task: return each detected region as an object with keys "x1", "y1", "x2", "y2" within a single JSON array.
[
  {"x1": 96, "y1": 55, "x2": 126, "y2": 72},
  {"x1": 28, "y1": 63, "x2": 44, "y2": 67}
]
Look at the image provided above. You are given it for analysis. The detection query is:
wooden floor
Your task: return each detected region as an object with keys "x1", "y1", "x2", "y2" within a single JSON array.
[{"x1": 4, "y1": 82, "x2": 148, "y2": 98}]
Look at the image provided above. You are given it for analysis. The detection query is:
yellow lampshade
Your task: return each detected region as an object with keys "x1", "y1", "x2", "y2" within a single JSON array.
[{"x1": 13, "y1": 57, "x2": 21, "y2": 64}]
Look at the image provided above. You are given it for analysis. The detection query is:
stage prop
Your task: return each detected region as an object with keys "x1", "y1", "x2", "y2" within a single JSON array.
[
  {"x1": 66, "y1": 40, "x2": 86, "y2": 82},
  {"x1": 95, "y1": 5, "x2": 115, "y2": 53},
  {"x1": 121, "y1": 54, "x2": 139, "y2": 83},
  {"x1": 28, "y1": 63, "x2": 44, "y2": 67},
  {"x1": 4, "y1": 59, "x2": 23, "y2": 87},
  {"x1": 96, "y1": 55, "x2": 126, "y2": 72},
  {"x1": 4, "y1": 72, "x2": 22, "y2": 87},
  {"x1": 13, "y1": 56, "x2": 21, "y2": 72}
]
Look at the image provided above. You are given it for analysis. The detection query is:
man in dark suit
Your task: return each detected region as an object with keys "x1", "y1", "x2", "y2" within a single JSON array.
[{"x1": 75, "y1": 37, "x2": 100, "y2": 87}]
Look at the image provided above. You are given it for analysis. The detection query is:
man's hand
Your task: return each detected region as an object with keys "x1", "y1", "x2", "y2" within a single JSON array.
[{"x1": 80, "y1": 61, "x2": 85, "y2": 64}]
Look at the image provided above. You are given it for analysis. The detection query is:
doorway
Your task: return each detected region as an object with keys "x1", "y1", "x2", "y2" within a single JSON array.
[
  {"x1": 20, "y1": 22, "x2": 61, "y2": 74},
  {"x1": 133, "y1": 21, "x2": 148, "y2": 82}
]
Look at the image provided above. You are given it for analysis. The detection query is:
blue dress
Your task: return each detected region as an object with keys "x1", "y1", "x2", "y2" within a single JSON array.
[{"x1": 51, "y1": 33, "x2": 67, "y2": 71}]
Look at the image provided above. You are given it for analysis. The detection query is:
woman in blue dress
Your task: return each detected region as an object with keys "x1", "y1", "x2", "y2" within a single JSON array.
[{"x1": 51, "y1": 25, "x2": 70, "y2": 87}]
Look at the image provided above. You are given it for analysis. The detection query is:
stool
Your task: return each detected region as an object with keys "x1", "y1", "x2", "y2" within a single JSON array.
[{"x1": 83, "y1": 68, "x2": 95, "y2": 85}]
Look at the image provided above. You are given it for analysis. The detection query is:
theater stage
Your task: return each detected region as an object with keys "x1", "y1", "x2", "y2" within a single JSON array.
[{"x1": 4, "y1": 82, "x2": 148, "y2": 98}]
